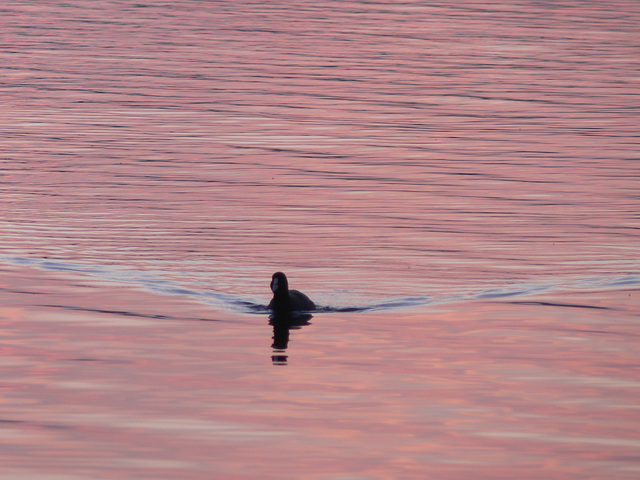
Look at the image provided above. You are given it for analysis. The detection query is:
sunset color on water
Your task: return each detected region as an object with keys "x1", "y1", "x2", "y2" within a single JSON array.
[{"x1": 1, "y1": 1, "x2": 639, "y2": 479}]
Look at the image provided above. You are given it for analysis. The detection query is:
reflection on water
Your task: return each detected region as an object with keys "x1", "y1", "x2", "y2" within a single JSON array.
[
  {"x1": 270, "y1": 312, "x2": 313, "y2": 365},
  {"x1": 1, "y1": 0, "x2": 639, "y2": 478}
]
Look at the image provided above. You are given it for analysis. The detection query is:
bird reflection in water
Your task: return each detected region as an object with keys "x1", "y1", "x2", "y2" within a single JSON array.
[
  {"x1": 269, "y1": 312, "x2": 313, "y2": 365},
  {"x1": 267, "y1": 272, "x2": 315, "y2": 365}
]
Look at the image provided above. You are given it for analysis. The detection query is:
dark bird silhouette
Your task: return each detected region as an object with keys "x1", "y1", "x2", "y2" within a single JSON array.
[{"x1": 268, "y1": 272, "x2": 315, "y2": 313}]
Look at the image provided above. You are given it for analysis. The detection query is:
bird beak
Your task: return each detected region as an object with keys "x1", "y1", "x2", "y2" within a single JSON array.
[{"x1": 271, "y1": 277, "x2": 278, "y2": 293}]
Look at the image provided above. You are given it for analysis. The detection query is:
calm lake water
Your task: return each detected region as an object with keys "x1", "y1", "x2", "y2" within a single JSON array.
[{"x1": 1, "y1": 1, "x2": 639, "y2": 478}]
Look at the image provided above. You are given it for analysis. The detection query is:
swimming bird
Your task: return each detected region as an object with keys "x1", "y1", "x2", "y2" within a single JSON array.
[{"x1": 268, "y1": 272, "x2": 315, "y2": 313}]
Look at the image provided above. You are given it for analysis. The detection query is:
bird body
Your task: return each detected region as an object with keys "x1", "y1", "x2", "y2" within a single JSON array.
[{"x1": 268, "y1": 272, "x2": 315, "y2": 313}]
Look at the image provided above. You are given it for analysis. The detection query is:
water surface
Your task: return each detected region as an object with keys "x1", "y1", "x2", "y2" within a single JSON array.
[{"x1": 1, "y1": 1, "x2": 639, "y2": 478}]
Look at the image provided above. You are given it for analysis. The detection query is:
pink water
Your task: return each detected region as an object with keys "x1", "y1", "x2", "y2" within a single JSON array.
[{"x1": 1, "y1": 1, "x2": 639, "y2": 479}]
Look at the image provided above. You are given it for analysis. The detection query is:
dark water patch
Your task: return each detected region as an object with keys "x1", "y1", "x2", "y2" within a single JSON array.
[
  {"x1": 536, "y1": 325, "x2": 636, "y2": 338},
  {"x1": 508, "y1": 301, "x2": 615, "y2": 311},
  {"x1": 0, "y1": 286, "x2": 45, "y2": 295},
  {"x1": 3, "y1": 255, "x2": 125, "y2": 278},
  {"x1": 38, "y1": 304, "x2": 226, "y2": 323},
  {"x1": 573, "y1": 275, "x2": 640, "y2": 290},
  {"x1": 41, "y1": 423, "x2": 74, "y2": 430},
  {"x1": 603, "y1": 276, "x2": 640, "y2": 288},
  {"x1": 1, "y1": 418, "x2": 73, "y2": 431},
  {"x1": 317, "y1": 296, "x2": 432, "y2": 313},
  {"x1": 474, "y1": 284, "x2": 552, "y2": 300},
  {"x1": 0, "y1": 419, "x2": 25, "y2": 424},
  {"x1": 39, "y1": 304, "x2": 174, "y2": 319}
]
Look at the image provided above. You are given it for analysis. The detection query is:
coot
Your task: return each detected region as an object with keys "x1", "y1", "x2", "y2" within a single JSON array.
[{"x1": 268, "y1": 272, "x2": 315, "y2": 313}]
